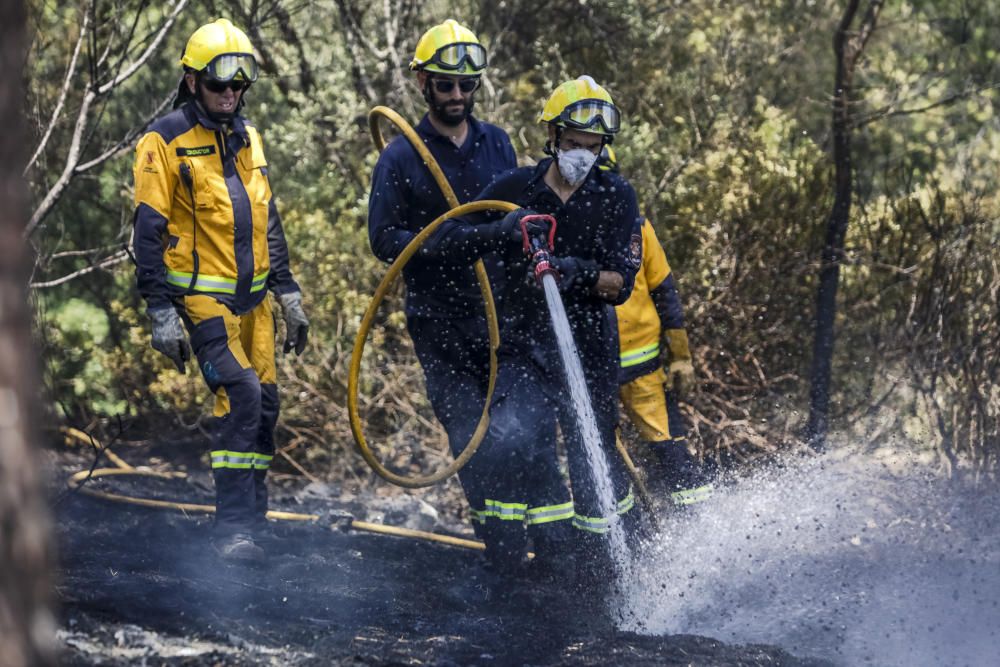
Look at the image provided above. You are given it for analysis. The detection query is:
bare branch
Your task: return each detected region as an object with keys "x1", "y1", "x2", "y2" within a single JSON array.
[
  {"x1": 75, "y1": 88, "x2": 174, "y2": 173},
  {"x1": 49, "y1": 243, "x2": 123, "y2": 259},
  {"x1": 29, "y1": 249, "x2": 131, "y2": 289},
  {"x1": 24, "y1": 89, "x2": 95, "y2": 239},
  {"x1": 25, "y1": 1, "x2": 189, "y2": 239},
  {"x1": 96, "y1": 0, "x2": 189, "y2": 95},
  {"x1": 23, "y1": 9, "x2": 91, "y2": 176},
  {"x1": 854, "y1": 83, "x2": 1000, "y2": 128},
  {"x1": 849, "y1": 0, "x2": 885, "y2": 66}
]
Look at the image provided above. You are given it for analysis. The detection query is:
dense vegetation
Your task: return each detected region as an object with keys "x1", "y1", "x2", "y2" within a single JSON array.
[{"x1": 23, "y1": 0, "x2": 1000, "y2": 481}]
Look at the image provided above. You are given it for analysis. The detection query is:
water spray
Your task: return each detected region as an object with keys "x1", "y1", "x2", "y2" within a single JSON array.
[{"x1": 519, "y1": 215, "x2": 634, "y2": 574}]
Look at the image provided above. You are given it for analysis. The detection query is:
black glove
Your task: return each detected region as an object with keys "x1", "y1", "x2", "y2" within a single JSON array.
[
  {"x1": 493, "y1": 208, "x2": 548, "y2": 249},
  {"x1": 550, "y1": 256, "x2": 599, "y2": 293}
]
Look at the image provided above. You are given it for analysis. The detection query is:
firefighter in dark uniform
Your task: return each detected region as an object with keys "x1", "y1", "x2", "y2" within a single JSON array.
[
  {"x1": 367, "y1": 20, "x2": 516, "y2": 526},
  {"x1": 423, "y1": 76, "x2": 643, "y2": 578},
  {"x1": 132, "y1": 19, "x2": 309, "y2": 562},
  {"x1": 603, "y1": 148, "x2": 713, "y2": 508}
]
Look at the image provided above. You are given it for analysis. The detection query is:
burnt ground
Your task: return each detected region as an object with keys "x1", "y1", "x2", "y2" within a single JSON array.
[{"x1": 48, "y1": 439, "x2": 830, "y2": 666}]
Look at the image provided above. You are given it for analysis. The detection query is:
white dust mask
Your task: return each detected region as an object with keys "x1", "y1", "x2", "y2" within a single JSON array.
[{"x1": 556, "y1": 148, "x2": 599, "y2": 186}]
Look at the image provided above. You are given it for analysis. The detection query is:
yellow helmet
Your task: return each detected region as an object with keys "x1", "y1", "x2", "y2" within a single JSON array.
[
  {"x1": 539, "y1": 76, "x2": 621, "y2": 136},
  {"x1": 180, "y1": 18, "x2": 259, "y2": 82},
  {"x1": 409, "y1": 19, "x2": 487, "y2": 75}
]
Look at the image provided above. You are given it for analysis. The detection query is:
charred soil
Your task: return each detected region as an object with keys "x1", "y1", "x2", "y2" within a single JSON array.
[{"x1": 50, "y1": 438, "x2": 828, "y2": 666}]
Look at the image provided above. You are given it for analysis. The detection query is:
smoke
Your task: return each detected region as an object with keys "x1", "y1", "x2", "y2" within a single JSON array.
[{"x1": 617, "y1": 450, "x2": 1000, "y2": 666}]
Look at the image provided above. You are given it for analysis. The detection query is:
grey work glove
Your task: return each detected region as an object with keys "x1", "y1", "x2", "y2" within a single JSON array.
[
  {"x1": 277, "y1": 291, "x2": 309, "y2": 356},
  {"x1": 149, "y1": 307, "x2": 190, "y2": 373},
  {"x1": 663, "y1": 328, "x2": 695, "y2": 399}
]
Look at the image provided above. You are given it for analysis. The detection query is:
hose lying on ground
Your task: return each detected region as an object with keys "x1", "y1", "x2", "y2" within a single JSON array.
[{"x1": 62, "y1": 427, "x2": 486, "y2": 552}]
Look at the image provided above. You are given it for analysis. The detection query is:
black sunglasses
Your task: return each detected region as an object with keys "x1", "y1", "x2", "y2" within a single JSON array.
[
  {"x1": 201, "y1": 78, "x2": 250, "y2": 94},
  {"x1": 430, "y1": 77, "x2": 480, "y2": 94}
]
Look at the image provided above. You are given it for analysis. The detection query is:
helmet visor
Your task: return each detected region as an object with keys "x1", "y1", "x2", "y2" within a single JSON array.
[
  {"x1": 431, "y1": 42, "x2": 487, "y2": 71},
  {"x1": 205, "y1": 53, "x2": 259, "y2": 83},
  {"x1": 558, "y1": 100, "x2": 621, "y2": 134}
]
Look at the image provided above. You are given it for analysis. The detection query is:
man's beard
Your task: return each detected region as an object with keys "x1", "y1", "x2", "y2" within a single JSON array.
[{"x1": 430, "y1": 97, "x2": 474, "y2": 127}]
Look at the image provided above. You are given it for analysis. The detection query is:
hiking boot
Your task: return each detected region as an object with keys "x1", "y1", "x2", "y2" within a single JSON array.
[
  {"x1": 253, "y1": 516, "x2": 280, "y2": 546},
  {"x1": 213, "y1": 532, "x2": 265, "y2": 563}
]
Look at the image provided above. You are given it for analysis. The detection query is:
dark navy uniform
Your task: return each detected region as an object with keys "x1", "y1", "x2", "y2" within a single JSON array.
[
  {"x1": 424, "y1": 158, "x2": 642, "y2": 570},
  {"x1": 367, "y1": 113, "x2": 516, "y2": 509}
]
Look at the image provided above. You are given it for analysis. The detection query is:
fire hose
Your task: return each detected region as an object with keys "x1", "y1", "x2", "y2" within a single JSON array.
[
  {"x1": 349, "y1": 109, "x2": 655, "y2": 510},
  {"x1": 62, "y1": 426, "x2": 488, "y2": 552},
  {"x1": 346, "y1": 106, "x2": 512, "y2": 488}
]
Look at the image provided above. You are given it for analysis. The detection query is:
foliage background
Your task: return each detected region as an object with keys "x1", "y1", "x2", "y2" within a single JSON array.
[{"x1": 23, "y1": 0, "x2": 1000, "y2": 488}]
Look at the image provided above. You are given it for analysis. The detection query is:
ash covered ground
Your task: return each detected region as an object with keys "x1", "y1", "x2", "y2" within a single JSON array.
[{"x1": 48, "y1": 438, "x2": 827, "y2": 666}]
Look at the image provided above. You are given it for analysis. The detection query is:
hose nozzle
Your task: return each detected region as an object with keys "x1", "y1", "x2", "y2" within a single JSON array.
[{"x1": 519, "y1": 214, "x2": 559, "y2": 285}]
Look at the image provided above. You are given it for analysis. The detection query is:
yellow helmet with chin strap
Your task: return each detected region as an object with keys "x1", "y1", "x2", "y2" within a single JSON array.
[
  {"x1": 409, "y1": 19, "x2": 487, "y2": 75},
  {"x1": 540, "y1": 75, "x2": 621, "y2": 136},
  {"x1": 180, "y1": 18, "x2": 259, "y2": 83}
]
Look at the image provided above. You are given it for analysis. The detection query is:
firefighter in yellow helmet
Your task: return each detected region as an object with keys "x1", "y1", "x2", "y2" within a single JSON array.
[
  {"x1": 599, "y1": 146, "x2": 713, "y2": 508},
  {"x1": 423, "y1": 76, "x2": 642, "y2": 587},
  {"x1": 368, "y1": 19, "x2": 516, "y2": 549},
  {"x1": 407, "y1": 18, "x2": 489, "y2": 128},
  {"x1": 132, "y1": 18, "x2": 309, "y2": 562}
]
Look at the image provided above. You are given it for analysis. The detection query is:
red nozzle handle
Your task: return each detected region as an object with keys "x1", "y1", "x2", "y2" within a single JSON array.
[{"x1": 519, "y1": 214, "x2": 557, "y2": 254}]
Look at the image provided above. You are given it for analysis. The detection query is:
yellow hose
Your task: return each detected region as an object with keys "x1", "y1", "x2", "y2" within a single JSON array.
[
  {"x1": 614, "y1": 431, "x2": 658, "y2": 526},
  {"x1": 62, "y1": 428, "x2": 490, "y2": 552},
  {"x1": 348, "y1": 199, "x2": 517, "y2": 488},
  {"x1": 347, "y1": 106, "x2": 514, "y2": 488}
]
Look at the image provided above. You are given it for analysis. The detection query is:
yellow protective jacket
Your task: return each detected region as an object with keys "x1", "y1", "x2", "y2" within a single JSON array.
[
  {"x1": 132, "y1": 102, "x2": 299, "y2": 315},
  {"x1": 613, "y1": 219, "x2": 685, "y2": 383}
]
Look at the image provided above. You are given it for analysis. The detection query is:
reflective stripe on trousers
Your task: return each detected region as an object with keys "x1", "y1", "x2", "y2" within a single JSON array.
[
  {"x1": 472, "y1": 500, "x2": 575, "y2": 525},
  {"x1": 671, "y1": 483, "x2": 713, "y2": 506},
  {"x1": 211, "y1": 450, "x2": 273, "y2": 470},
  {"x1": 571, "y1": 490, "x2": 636, "y2": 534}
]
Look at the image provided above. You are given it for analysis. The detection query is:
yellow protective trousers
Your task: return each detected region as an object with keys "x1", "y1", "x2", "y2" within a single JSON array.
[
  {"x1": 180, "y1": 294, "x2": 279, "y2": 534},
  {"x1": 619, "y1": 366, "x2": 687, "y2": 445}
]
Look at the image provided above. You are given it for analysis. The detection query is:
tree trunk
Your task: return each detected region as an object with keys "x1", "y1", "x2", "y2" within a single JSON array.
[
  {"x1": 806, "y1": 0, "x2": 883, "y2": 450},
  {"x1": 0, "y1": 0, "x2": 56, "y2": 664}
]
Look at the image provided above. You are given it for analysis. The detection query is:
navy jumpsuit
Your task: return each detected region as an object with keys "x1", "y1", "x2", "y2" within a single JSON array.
[
  {"x1": 424, "y1": 158, "x2": 643, "y2": 570},
  {"x1": 367, "y1": 114, "x2": 516, "y2": 517}
]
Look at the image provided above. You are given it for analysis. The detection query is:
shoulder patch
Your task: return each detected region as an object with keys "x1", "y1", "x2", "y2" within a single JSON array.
[
  {"x1": 628, "y1": 232, "x2": 643, "y2": 269},
  {"x1": 141, "y1": 150, "x2": 159, "y2": 174},
  {"x1": 176, "y1": 145, "x2": 216, "y2": 157}
]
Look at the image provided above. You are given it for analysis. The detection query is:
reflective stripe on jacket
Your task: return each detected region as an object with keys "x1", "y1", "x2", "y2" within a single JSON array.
[{"x1": 132, "y1": 103, "x2": 299, "y2": 314}]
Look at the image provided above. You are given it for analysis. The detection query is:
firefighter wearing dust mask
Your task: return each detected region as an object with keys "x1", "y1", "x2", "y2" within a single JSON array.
[
  {"x1": 132, "y1": 18, "x2": 308, "y2": 562},
  {"x1": 367, "y1": 19, "x2": 517, "y2": 535},
  {"x1": 599, "y1": 147, "x2": 714, "y2": 510},
  {"x1": 422, "y1": 76, "x2": 644, "y2": 589}
]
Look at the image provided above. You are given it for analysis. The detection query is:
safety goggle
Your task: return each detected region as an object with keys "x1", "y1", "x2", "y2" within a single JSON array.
[
  {"x1": 556, "y1": 100, "x2": 621, "y2": 134},
  {"x1": 427, "y1": 42, "x2": 487, "y2": 72},
  {"x1": 204, "y1": 53, "x2": 259, "y2": 83}
]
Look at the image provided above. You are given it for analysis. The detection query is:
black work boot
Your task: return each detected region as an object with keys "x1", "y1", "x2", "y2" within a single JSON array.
[
  {"x1": 648, "y1": 441, "x2": 714, "y2": 509},
  {"x1": 212, "y1": 531, "x2": 265, "y2": 563}
]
